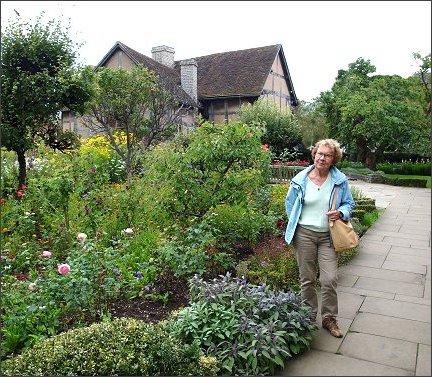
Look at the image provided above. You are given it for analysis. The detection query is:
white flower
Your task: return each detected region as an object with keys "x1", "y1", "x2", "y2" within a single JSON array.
[
  {"x1": 28, "y1": 282, "x2": 37, "y2": 291},
  {"x1": 77, "y1": 232, "x2": 87, "y2": 242},
  {"x1": 122, "y1": 228, "x2": 134, "y2": 236}
]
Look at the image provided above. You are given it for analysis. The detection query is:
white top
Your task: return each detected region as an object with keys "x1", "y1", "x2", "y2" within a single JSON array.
[{"x1": 298, "y1": 175, "x2": 332, "y2": 232}]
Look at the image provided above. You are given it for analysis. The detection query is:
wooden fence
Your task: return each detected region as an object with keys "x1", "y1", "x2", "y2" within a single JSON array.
[{"x1": 269, "y1": 165, "x2": 306, "y2": 183}]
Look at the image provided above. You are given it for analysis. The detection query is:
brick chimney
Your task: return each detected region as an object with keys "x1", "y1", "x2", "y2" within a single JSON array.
[
  {"x1": 151, "y1": 45, "x2": 175, "y2": 68},
  {"x1": 180, "y1": 59, "x2": 198, "y2": 102}
]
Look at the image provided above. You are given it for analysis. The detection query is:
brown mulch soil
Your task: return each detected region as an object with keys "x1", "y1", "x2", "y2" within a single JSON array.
[
  {"x1": 106, "y1": 233, "x2": 287, "y2": 323},
  {"x1": 107, "y1": 270, "x2": 190, "y2": 323}
]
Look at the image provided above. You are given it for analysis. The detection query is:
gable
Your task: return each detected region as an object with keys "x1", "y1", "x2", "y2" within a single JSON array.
[
  {"x1": 98, "y1": 42, "x2": 197, "y2": 107},
  {"x1": 103, "y1": 49, "x2": 136, "y2": 70}
]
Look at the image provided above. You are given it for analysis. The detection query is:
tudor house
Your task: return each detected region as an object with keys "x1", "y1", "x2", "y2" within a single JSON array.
[{"x1": 62, "y1": 42, "x2": 299, "y2": 136}]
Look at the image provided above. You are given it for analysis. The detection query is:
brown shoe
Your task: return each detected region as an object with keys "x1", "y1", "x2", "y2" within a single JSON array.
[{"x1": 322, "y1": 317, "x2": 343, "y2": 338}]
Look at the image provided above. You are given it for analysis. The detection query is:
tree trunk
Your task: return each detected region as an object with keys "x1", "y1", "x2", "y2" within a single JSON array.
[
  {"x1": 16, "y1": 149, "x2": 27, "y2": 188},
  {"x1": 365, "y1": 152, "x2": 377, "y2": 170},
  {"x1": 355, "y1": 139, "x2": 368, "y2": 165}
]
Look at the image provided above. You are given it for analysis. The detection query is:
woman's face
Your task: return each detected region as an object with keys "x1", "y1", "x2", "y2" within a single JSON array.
[{"x1": 314, "y1": 145, "x2": 334, "y2": 170}]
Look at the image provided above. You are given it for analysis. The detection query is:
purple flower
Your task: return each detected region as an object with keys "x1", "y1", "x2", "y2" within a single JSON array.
[
  {"x1": 135, "y1": 271, "x2": 143, "y2": 279},
  {"x1": 113, "y1": 268, "x2": 122, "y2": 277}
]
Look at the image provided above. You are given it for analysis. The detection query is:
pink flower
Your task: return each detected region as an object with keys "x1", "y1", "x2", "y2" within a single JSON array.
[
  {"x1": 57, "y1": 263, "x2": 71, "y2": 275},
  {"x1": 77, "y1": 233, "x2": 87, "y2": 242},
  {"x1": 15, "y1": 191, "x2": 24, "y2": 199},
  {"x1": 20, "y1": 184, "x2": 27, "y2": 190},
  {"x1": 121, "y1": 228, "x2": 134, "y2": 236},
  {"x1": 261, "y1": 144, "x2": 270, "y2": 152},
  {"x1": 41, "y1": 250, "x2": 52, "y2": 258}
]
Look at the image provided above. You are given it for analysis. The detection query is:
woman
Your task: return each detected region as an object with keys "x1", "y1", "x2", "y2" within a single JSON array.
[{"x1": 285, "y1": 139, "x2": 355, "y2": 338}]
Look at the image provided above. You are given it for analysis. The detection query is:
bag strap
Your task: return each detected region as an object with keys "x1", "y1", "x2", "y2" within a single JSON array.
[{"x1": 331, "y1": 186, "x2": 339, "y2": 211}]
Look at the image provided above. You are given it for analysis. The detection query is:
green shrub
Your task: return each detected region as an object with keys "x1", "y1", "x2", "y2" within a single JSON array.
[
  {"x1": 268, "y1": 183, "x2": 289, "y2": 222},
  {"x1": 202, "y1": 204, "x2": 275, "y2": 250},
  {"x1": 168, "y1": 273, "x2": 318, "y2": 376},
  {"x1": 239, "y1": 98, "x2": 303, "y2": 157},
  {"x1": 140, "y1": 121, "x2": 270, "y2": 225},
  {"x1": 1, "y1": 318, "x2": 217, "y2": 376},
  {"x1": 377, "y1": 161, "x2": 431, "y2": 176}
]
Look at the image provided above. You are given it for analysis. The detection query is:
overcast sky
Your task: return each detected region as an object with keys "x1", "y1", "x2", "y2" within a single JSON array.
[{"x1": 1, "y1": 1, "x2": 430, "y2": 102}]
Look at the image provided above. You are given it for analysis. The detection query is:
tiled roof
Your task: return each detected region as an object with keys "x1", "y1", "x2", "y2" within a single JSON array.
[
  {"x1": 186, "y1": 44, "x2": 282, "y2": 99},
  {"x1": 97, "y1": 42, "x2": 298, "y2": 105}
]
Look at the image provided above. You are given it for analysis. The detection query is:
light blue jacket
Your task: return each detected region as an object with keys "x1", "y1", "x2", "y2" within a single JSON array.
[{"x1": 284, "y1": 165, "x2": 356, "y2": 245}]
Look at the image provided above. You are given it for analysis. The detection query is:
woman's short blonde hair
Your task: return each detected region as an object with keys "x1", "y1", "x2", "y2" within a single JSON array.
[{"x1": 311, "y1": 139, "x2": 343, "y2": 164}]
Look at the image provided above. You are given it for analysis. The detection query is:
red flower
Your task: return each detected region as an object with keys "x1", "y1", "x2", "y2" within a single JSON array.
[
  {"x1": 15, "y1": 191, "x2": 24, "y2": 199},
  {"x1": 16, "y1": 273, "x2": 27, "y2": 280},
  {"x1": 20, "y1": 184, "x2": 27, "y2": 190}
]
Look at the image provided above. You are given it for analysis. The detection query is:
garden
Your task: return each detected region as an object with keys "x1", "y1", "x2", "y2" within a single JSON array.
[
  {"x1": 1, "y1": 120, "x2": 384, "y2": 376},
  {"x1": 1, "y1": 13, "x2": 430, "y2": 375}
]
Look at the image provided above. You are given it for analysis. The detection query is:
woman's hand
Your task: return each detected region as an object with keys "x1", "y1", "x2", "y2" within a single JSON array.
[{"x1": 326, "y1": 209, "x2": 342, "y2": 221}]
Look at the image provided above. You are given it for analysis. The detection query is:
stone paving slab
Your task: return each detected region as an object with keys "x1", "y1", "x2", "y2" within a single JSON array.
[
  {"x1": 338, "y1": 285, "x2": 395, "y2": 300},
  {"x1": 417, "y1": 344, "x2": 432, "y2": 376},
  {"x1": 399, "y1": 225, "x2": 432, "y2": 235},
  {"x1": 390, "y1": 246, "x2": 432, "y2": 258},
  {"x1": 310, "y1": 317, "x2": 353, "y2": 353},
  {"x1": 350, "y1": 312, "x2": 431, "y2": 345},
  {"x1": 354, "y1": 276, "x2": 424, "y2": 297},
  {"x1": 361, "y1": 233, "x2": 385, "y2": 242},
  {"x1": 337, "y1": 291, "x2": 365, "y2": 319},
  {"x1": 381, "y1": 236, "x2": 430, "y2": 248},
  {"x1": 387, "y1": 253, "x2": 431, "y2": 267},
  {"x1": 358, "y1": 241, "x2": 391, "y2": 255},
  {"x1": 339, "y1": 332, "x2": 417, "y2": 371},
  {"x1": 424, "y1": 282, "x2": 431, "y2": 300},
  {"x1": 360, "y1": 296, "x2": 431, "y2": 323},
  {"x1": 366, "y1": 229, "x2": 431, "y2": 241},
  {"x1": 339, "y1": 265, "x2": 424, "y2": 284},
  {"x1": 349, "y1": 253, "x2": 385, "y2": 268},
  {"x1": 280, "y1": 349, "x2": 414, "y2": 376},
  {"x1": 369, "y1": 223, "x2": 401, "y2": 232},
  {"x1": 395, "y1": 293, "x2": 431, "y2": 305},
  {"x1": 338, "y1": 273, "x2": 358, "y2": 287},
  {"x1": 382, "y1": 260, "x2": 427, "y2": 275}
]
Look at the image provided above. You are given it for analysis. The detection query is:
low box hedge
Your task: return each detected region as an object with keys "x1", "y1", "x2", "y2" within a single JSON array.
[
  {"x1": 383, "y1": 177, "x2": 428, "y2": 188},
  {"x1": 1, "y1": 318, "x2": 217, "y2": 376}
]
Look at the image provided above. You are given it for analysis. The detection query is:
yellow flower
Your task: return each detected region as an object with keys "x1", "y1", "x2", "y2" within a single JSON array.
[{"x1": 2, "y1": 227, "x2": 8, "y2": 233}]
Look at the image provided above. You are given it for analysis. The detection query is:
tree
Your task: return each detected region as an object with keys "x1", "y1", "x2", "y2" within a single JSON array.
[
  {"x1": 318, "y1": 58, "x2": 429, "y2": 169},
  {"x1": 81, "y1": 66, "x2": 189, "y2": 184},
  {"x1": 1, "y1": 14, "x2": 93, "y2": 187},
  {"x1": 296, "y1": 100, "x2": 328, "y2": 149},
  {"x1": 412, "y1": 52, "x2": 431, "y2": 116},
  {"x1": 238, "y1": 98, "x2": 302, "y2": 159}
]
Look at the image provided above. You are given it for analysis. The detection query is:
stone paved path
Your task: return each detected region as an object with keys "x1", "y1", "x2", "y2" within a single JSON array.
[{"x1": 281, "y1": 181, "x2": 431, "y2": 376}]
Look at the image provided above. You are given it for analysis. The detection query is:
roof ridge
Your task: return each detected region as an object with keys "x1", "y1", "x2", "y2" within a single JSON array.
[{"x1": 188, "y1": 44, "x2": 281, "y2": 61}]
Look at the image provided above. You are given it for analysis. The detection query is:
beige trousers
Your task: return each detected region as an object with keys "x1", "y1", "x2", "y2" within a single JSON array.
[{"x1": 293, "y1": 225, "x2": 339, "y2": 320}]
